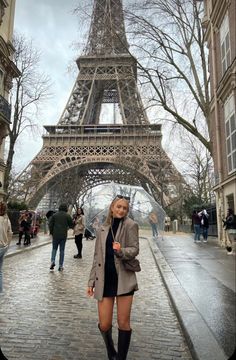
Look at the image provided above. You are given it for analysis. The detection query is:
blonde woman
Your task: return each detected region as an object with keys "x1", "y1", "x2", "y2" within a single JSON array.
[{"x1": 87, "y1": 196, "x2": 139, "y2": 360}]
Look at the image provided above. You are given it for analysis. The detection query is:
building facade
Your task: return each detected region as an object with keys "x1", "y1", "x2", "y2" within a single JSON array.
[
  {"x1": 202, "y1": 0, "x2": 236, "y2": 244},
  {"x1": 0, "y1": 0, "x2": 20, "y2": 200}
]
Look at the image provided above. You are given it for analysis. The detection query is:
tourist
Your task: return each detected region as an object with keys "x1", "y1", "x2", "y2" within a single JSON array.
[{"x1": 87, "y1": 195, "x2": 140, "y2": 360}]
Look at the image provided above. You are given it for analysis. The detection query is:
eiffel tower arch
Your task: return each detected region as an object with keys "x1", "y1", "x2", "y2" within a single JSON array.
[{"x1": 13, "y1": 0, "x2": 184, "y2": 209}]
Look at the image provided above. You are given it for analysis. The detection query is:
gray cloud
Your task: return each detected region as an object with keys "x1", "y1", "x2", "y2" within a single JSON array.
[{"x1": 14, "y1": 0, "x2": 81, "y2": 171}]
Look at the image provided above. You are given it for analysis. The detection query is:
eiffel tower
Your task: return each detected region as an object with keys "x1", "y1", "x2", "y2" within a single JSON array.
[{"x1": 13, "y1": 0, "x2": 183, "y2": 209}]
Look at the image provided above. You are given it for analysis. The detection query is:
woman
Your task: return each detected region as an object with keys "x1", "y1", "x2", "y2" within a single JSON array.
[
  {"x1": 0, "y1": 202, "x2": 12, "y2": 360},
  {"x1": 87, "y1": 196, "x2": 139, "y2": 360},
  {"x1": 0, "y1": 202, "x2": 12, "y2": 293},
  {"x1": 149, "y1": 211, "x2": 158, "y2": 238},
  {"x1": 73, "y1": 207, "x2": 85, "y2": 258}
]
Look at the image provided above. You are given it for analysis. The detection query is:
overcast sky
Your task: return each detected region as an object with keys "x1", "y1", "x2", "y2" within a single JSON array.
[
  {"x1": 14, "y1": 0, "x2": 82, "y2": 172},
  {"x1": 13, "y1": 0, "x2": 183, "y2": 176}
]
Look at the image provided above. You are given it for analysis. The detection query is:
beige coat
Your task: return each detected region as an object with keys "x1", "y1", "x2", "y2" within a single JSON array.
[
  {"x1": 73, "y1": 215, "x2": 85, "y2": 236},
  {"x1": 88, "y1": 217, "x2": 139, "y2": 301},
  {"x1": 0, "y1": 215, "x2": 12, "y2": 248}
]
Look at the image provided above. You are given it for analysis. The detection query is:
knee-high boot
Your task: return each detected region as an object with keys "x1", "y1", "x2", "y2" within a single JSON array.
[
  {"x1": 117, "y1": 329, "x2": 132, "y2": 360},
  {"x1": 0, "y1": 347, "x2": 8, "y2": 360},
  {"x1": 98, "y1": 324, "x2": 117, "y2": 360}
]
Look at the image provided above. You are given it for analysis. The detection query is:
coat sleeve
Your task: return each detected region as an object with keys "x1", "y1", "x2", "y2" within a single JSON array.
[
  {"x1": 82, "y1": 215, "x2": 85, "y2": 228},
  {"x1": 88, "y1": 232, "x2": 99, "y2": 287},
  {"x1": 67, "y1": 215, "x2": 74, "y2": 229},
  {"x1": 115, "y1": 221, "x2": 139, "y2": 260}
]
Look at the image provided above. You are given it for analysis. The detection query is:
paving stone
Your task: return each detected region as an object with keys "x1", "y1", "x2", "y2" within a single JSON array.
[{"x1": 0, "y1": 235, "x2": 192, "y2": 359}]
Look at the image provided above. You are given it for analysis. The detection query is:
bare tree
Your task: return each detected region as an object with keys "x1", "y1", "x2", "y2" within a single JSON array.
[
  {"x1": 177, "y1": 132, "x2": 215, "y2": 205},
  {"x1": 74, "y1": 1, "x2": 211, "y2": 153},
  {"x1": 4, "y1": 33, "x2": 51, "y2": 196},
  {"x1": 125, "y1": 0, "x2": 211, "y2": 153}
]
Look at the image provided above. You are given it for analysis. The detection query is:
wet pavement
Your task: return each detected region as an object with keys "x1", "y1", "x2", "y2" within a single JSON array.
[
  {"x1": 151, "y1": 233, "x2": 235, "y2": 360},
  {"x1": 0, "y1": 230, "x2": 192, "y2": 360}
]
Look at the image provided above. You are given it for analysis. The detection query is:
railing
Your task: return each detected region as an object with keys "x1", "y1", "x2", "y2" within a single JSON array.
[
  {"x1": 43, "y1": 124, "x2": 162, "y2": 136},
  {"x1": 0, "y1": 94, "x2": 11, "y2": 123}
]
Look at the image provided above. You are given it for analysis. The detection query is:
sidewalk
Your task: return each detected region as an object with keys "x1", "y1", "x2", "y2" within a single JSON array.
[
  {"x1": 148, "y1": 231, "x2": 235, "y2": 360},
  {"x1": 6, "y1": 232, "x2": 52, "y2": 257}
]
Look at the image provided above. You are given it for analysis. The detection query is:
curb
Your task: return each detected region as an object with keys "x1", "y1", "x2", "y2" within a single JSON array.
[{"x1": 147, "y1": 236, "x2": 228, "y2": 360}]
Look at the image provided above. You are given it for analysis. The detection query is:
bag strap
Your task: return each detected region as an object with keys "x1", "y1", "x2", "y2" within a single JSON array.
[{"x1": 110, "y1": 219, "x2": 123, "y2": 243}]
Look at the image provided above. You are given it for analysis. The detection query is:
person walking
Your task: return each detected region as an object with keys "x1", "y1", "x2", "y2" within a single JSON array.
[
  {"x1": 149, "y1": 211, "x2": 158, "y2": 238},
  {"x1": 164, "y1": 216, "x2": 171, "y2": 232},
  {"x1": 0, "y1": 202, "x2": 12, "y2": 293},
  {"x1": 23, "y1": 212, "x2": 32, "y2": 245},
  {"x1": 192, "y1": 210, "x2": 201, "y2": 242},
  {"x1": 223, "y1": 208, "x2": 236, "y2": 255},
  {"x1": 16, "y1": 212, "x2": 25, "y2": 245},
  {"x1": 87, "y1": 195, "x2": 140, "y2": 360},
  {"x1": 0, "y1": 202, "x2": 12, "y2": 360},
  {"x1": 73, "y1": 207, "x2": 85, "y2": 259},
  {"x1": 49, "y1": 204, "x2": 73, "y2": 271},
  {"x1": 199, "y1": 208, "x2": 209, "y2": 242}
]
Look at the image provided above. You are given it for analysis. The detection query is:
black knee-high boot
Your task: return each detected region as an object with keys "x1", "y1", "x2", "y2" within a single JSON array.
[
  {"x1": 98, "y1": 324, "x2": 117, "y2": 360},
  {"x1": 0, "y1": 347, "x2": 8, "y2": 360},
  {"x1": 117, "y1": 329, "x2": 132, "y2": 360}
]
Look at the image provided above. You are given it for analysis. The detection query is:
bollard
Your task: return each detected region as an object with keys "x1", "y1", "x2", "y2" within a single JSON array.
[{"x1": 173, "y1": 219, "x2": 178, "y2": 234}]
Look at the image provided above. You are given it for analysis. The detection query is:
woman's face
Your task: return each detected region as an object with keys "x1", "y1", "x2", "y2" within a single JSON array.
[
  {"x1": 77, "y1": 208, "x2": 81, "y2": 215},
  {"x1": 111, "y1": 199, "x2": 129, "y2": 218}
]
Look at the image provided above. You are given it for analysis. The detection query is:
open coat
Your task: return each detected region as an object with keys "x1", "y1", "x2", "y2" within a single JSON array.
[{"x1": 88, "y1": 217, "x2": 139, "y2": 301}]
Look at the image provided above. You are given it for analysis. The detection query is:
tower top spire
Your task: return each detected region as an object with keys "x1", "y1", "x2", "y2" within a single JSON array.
[{"x1": 85, "y1": 0, "x2": 129, "y2": 55}]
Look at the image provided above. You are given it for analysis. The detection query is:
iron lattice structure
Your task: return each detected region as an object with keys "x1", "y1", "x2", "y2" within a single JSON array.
[{"x1": 12, "y1": 0, "x2": 184, "y2": 209}]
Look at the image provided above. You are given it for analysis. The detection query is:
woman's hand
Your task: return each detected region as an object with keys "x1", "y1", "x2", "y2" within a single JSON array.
[
  {"x1": 113, "y1": 241, "x2": 121, "y2": 251},
  {"x1": 87, "y1": 287, "x2": 94, "y2": 297}
]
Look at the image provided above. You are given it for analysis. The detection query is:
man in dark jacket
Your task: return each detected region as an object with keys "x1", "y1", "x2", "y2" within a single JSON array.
[{"x1": 49, "y1": 204, "x2": 73, "y2": 271}]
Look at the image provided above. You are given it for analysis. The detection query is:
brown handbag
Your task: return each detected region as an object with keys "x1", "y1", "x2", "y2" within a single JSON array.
[{"x1": 122, "y1": 258, "x2": 141, "y2": 272}]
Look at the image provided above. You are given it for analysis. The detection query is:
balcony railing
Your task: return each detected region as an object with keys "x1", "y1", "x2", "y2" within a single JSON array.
[{"x1": 0, "y1": 94, "x2": 11, "y2": 123}]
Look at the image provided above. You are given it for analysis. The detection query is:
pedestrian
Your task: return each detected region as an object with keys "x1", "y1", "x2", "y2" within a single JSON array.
[
  {"x1": 192, "y1": 210, "x2": 201, "y2": 242},
  {"x1": 164, "y1": 216, "x2": 171, "y2": 232},
  {"x1": 87, "y1": 195, "x2": 140, "y2": 360},
  {"x1": 0, "y1": 201, "x2": 12, "y2": 360},
  {"x1": 223, "y1": 208, "x2": 236, "y2": 255},
  {"x1": 199, "y1": 208, "x2": 209, "y2": 242},
  {"x1": 45, "y1": 210, "x2": 55, "y2": 235},
  {"x1": 73, "y1": 207, "x2": 85, "y2": 259},
  {"x1": 149, "y1": 211, "x2": 158, "y2": 238},
  {"x1": 49, "y1": 203, "x2": 73, "y2": 271},
  {"x1": 16, "y1": 212, "x2": 25, "y2": 245},
  {"x1": 24, "y1": 212, "x2": 32, "y2": 245},
  {"x1": 0, "y1": 201, "x2": 12, "y2": 294}
]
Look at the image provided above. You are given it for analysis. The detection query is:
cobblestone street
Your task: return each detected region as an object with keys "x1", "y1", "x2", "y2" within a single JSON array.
[{"x1": 0, "y1": 233, "x2": 192, "y2": 360}]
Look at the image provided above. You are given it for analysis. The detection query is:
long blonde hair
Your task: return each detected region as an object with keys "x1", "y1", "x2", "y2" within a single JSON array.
[{"x1": 104, "y1": 197, "x2": 129, "y2": 225}]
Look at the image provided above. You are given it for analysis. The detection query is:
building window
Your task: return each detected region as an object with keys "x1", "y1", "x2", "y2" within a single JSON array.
[
  {"x1": 224, "y1": 94, "x2": 236, "y2": 174},
  {"x1": 220, "y1": 13, "x2": 231, "y2": 75}
]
